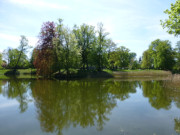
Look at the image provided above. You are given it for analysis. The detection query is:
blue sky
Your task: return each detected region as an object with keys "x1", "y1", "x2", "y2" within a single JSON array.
[{"x1": 0, "y1": 0, "x2": 179, "y2": 58}]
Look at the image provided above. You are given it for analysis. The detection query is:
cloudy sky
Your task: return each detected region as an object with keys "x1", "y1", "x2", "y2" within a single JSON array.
[{"x1": 0, "y1": 0, "x2": 179, "y2": 58}]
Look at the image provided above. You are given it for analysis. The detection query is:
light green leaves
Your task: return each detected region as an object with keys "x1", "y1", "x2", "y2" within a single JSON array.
[{"x1": 161, "y1": 0, "x2": 180, "y2": 36}]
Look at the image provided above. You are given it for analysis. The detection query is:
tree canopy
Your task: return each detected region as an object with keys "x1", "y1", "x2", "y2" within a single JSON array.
[{"x1": 161, "y1": 0, "x2": 180, "y2": 36}]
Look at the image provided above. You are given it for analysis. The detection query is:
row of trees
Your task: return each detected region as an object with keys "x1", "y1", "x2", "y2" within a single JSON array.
[
  {"x1": 0, "y1": 20, "x2": 179, "y2": 75},
  {"x1": 31, "y1": 19, "x2": 139, "y2": 76}
]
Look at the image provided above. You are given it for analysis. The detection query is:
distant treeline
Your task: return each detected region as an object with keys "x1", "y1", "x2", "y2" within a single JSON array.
[{"x1": 0, "y1": 19, "x2": 180, "y2": 76}]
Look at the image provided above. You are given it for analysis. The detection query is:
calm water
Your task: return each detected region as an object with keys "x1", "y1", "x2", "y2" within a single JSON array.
[{"x1": 0, "y1": 78, "x2": 180, "y2": 135}]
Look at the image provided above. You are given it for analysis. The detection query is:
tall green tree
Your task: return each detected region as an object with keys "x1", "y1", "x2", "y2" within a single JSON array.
[
  {"x1": 53, "y1": 19, "x2": 81, "y2": 76},
  {"x1": 14, "y1": 35, "x2": 31, "y2": 70},
  {"x1": 0, "y1": 53, "x2": 2, "y2": 69},
  {"x1": 3, "y1": 48, "x2": 29, "y2": 69},
  {"x1": 128, "y1": 52, "x2": 137, "y2": 69},
  {"x1": 141, "y1": 50, "x2": 153, "y2": 69},
  {"x1": 109, "y1": 46, "x2": 132, "y2": 69},
  {"x1": 106, "y1": 39, "x2": 116, "y2": 68},
  {"x1": 161, "y1": 0, "x2": 180, "y2": 36},
  {"x1": 149, "y1": 39, "x2": 175, "y2": 70},
  {"x1": 174, "y1": 41, "x2": 180, "y2": 71},
  {"x1": 73, "y1": 24, "x2": 96, "y2": 70},
  {"x1": 96, "y1": 23, "x2": 109, "y2": 71}
]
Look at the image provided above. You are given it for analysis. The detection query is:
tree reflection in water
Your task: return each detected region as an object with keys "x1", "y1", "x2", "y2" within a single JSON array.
[
  {"x1": 1, "y1": 79, "x2": 180, "y2": 135},
  {"x1": 0, "y1": 79, "x2": 31, "y2": 113},
  {"x1": 30, "y1": 79, "x2": 138, "y2": 135},
  {"x1": 174, "y1": 118, "x2": 180, "y2": 134},
  {"x1": 141, "y1": 80, "x2": 180, "y2": 110}
]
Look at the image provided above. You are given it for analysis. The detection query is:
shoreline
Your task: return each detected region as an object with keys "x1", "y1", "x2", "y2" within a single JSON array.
[{"x1": 0, "y1": 69, "x2": 178, "y2": 80}]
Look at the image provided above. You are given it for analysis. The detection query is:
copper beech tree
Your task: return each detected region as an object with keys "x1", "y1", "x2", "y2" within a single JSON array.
[{"x1": 33, "y1": 22, "x2": 56, "y2": 76}]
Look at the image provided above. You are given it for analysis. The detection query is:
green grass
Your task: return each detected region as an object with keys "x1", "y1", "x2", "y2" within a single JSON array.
[
  {"x1": 103, "y1": 69, "x2": 113, "y2": 74},
  {"x1": 0, "y1": 69, "x2": 9, "y2": 75},
  {"x1": 17, "y1": 69, "x2": 36, "y2": 74},
  {"x1": 0, "y1": 69, "x2": 36, "y2": 75},
  {"x1": 0, "y1": 68, "x2": 173, "y2": 79},
  {"x1": 0, "y1": 69, "x2": 37, "y2": 79}
]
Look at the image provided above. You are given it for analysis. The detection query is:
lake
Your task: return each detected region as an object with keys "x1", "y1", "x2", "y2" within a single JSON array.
[{"x1": 0, "y1": 78, "x2": 180, "y2": 135}]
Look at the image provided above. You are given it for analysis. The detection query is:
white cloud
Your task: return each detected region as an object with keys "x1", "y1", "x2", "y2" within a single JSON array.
[
  {"x1": 8, "y1": 0, "x2": 70, "y2": 10},
  {"x1": 0, "y1": 33, "x2": 38, "y2": 48},
  {"x1": 0, "y1": 33, "x2": 20, "y2": 43}
]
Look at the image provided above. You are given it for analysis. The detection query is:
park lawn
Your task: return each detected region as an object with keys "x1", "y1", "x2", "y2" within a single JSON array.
[
  {"x1": 0, "y1": 69, "x2": 36, "y2": 75},
  {"x1": 0, "y1": 69, "x2": 9, "y2": 75}
]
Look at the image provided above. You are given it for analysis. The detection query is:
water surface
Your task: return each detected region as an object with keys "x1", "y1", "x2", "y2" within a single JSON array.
[{"x1": 0, "y1": 78, "x2": 180, "y2": 135}]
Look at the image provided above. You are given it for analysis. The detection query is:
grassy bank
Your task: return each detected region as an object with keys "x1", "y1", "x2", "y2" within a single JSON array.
[
  {"x1": 0, "y1": 69, "x2": 36, "y2": 75},
  {"x1": 0, "y1": 69, "x2": 37, "y2": 79},
  {"x1": 0, "y1": 69, "x2": 175, "y2": 80}
]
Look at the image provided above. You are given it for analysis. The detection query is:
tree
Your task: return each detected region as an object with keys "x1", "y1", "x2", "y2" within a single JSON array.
[
  {"x1": 149, "y1": 39, "x2": 175, "y2": 70},
  {"x1": 2, "y1": 36, "x2": 30, "y2": 70},
  {"x1": 106, "y1": 39, "x2": 117, "y2": 68},
  {"x1": 14, "y1": 35, "x2": 31, "y2": 70},
  {"x1": 128, "y1": 52, "x2": 137, "y2": 69},
  {"x1": 141, "y1": 50, "x2": 153, "y2": 69},
  {"x1": 73, "y1": 24, "x2": 96, "y2": 70},
  {"x1": 34, "y1": 21, "x2": 56, "y2": 76},
  {"x1": 53, "y1": 19, "x2": 81, "y2": 77},
  {"x1": 109, "y1": 46, "x2": 132, "y2": 69},
  {"x1": 0, "y1": 53, "x2": 2, "y2": 69},
  {"x1": 161, "y1": 0, "x2": 180, "y2": 36},
  {"x1": 174, "y1": 41, "x2": 180, "y2": 71},
  {"x1": 3, "y1": 48, "x2": 29, "y2": 69},
  {"x1": 96, "y1": 23, "x2": 109, "y2": 71},
  {"x1": 141, "y1": 39, "x2": 175, "y2": 70}
]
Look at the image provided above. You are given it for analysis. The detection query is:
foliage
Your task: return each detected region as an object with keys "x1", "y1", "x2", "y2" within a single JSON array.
[
  {"x1": 53, "y1": 19, "x2": 81, "y2": 76},
  {"x1": 106, "y1": 39, "x2": 117, "y2": 68},
  {"x1": 149, "y1": 39, "x2": 175, "y2": 70},
  {"x1": 96, "y1": 23, "x2": 109, "y2": 71},
  {"x1": 141, "y1": 50, "x2": 153, "y2": 69},
  {"x1": 0, "y1": 53, "x2": 2, "y2": 69},
  {"x1": 142, "y1": 39, "x2": 175, "y2": 70},
  {"x1": 73, "y1": 24, "x2": 96, "y2": 70},
  {"x1": 33, "y1": 21, "x2": 56, "y2": 76},
  {"x1": 174, "y1": 41, "x2": 180, "y2": 71},
  {"x1": 109, "y1": 46, "x2": 136, "y2": 69},
  {"x1": 2, "y1": 36, "x2": 30, "y2": 70},
  {"x1": 161, "y1": 0, "x2": 180, "y2": 36},
  {"x1": 3, "y1": 48, "x2": 29, "y2": 69},
  {"x1": 14, "y1": 35, "x2": 31, "y2": 70}
]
